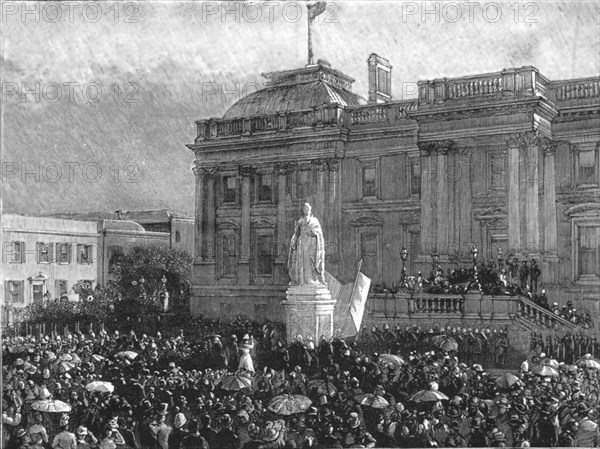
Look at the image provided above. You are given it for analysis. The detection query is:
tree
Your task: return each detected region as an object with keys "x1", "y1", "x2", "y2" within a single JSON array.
[{"x1": 110, "y1": 246, "x2": 193, "y2": 313}]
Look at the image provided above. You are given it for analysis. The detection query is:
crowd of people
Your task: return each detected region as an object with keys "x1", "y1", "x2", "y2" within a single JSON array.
[{"x1": 3, "y1": 319, "x2": 600, "y2": 449}]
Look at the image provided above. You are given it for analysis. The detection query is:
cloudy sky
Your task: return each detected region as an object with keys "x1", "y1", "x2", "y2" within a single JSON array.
[{"x1": 2, "y1": 1, "x2": 599, "y2": 216}]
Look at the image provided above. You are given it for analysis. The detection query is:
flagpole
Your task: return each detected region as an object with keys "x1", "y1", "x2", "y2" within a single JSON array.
[{"x1": 307, "y1": 4, "x2": 313, "y2": 65}]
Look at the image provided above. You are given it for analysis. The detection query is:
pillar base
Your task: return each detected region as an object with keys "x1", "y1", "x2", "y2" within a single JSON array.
[{"x1": 282, "y1": 284, "x2": 336, "y2": 343}]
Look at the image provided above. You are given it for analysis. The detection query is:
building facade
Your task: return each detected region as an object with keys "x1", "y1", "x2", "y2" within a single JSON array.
[
  {"x1": 187, "y1": 57, "x2": 600, "y2": 324},
  {"x1": 1, "y1": 214, "x2": 98, "y2": 326}
]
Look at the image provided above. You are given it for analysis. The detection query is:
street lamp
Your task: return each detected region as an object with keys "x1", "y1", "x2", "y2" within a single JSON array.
[
  {"x1": 431, "y1": 250, "x2": 439, "y2": 279},
  {"x1": 400, "y1": 246, "x2": 408, "y2": 287},
  {"x1": 497, "y1": 247, "x2": 504, "y2": 271},
  {"x1": 471, "y1": 245, "x2": 478, "y2": 264},
  {"x1": 471, "y1": 245, "x2": 481, "y2": 290}
]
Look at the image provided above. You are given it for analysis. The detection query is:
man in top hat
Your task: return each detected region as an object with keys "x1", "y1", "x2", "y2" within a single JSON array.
[
  {"x1": 180, "y1": 419, "x2": 208, "y2": 449},
  {"x1": 241, "y1": 424, "x2": 263, "y2": 449},
  {"x1": 51, "y1": 415, "x2": 76, "y2": 449},
  {"x1": 150, "y1": 404, "x2": 172, "y2": 449},
  {"x1": 10, "y1": 428, "x2": 30, "y2": 449},
  {"x1": 343, "y1": 413, "x2": 376, "y2": 448},
  {"x1": 558, "y1": 419, "x2": 579, "y2": 447},
  {"x1": 74, "y1": 426, "x2": 94, "y2": 449},
  {"x1": 576, "y1": 404, "x2": 600, "y2": 447},
  {"x1": 200, "y1": 415, "x2": 218, "y2": 449},
  {"x1": 216, "y1": 414, "x2": 239, "y2": 449}
]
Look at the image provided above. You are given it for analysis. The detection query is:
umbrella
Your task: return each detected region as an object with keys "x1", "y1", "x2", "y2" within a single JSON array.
[
  {"x1": 115, "y1": 351, "x2": 138, "y2": 360},
  {"x1": 378, "y1": 354, "x2": 405, "y2": 367},
  {"x1": 493, "y1": 372, "x2": 521, "y2": 390},
  {"x1": 307, "y1": 380, "x2": 338, "y2": 396},
  {"x1": 268, "y1": 394, "x2": 312, "y2": 415},
  {"x1": 31, "y1": 399, "x2": 72, "y2": 413},
  {"x1": 91, "y1": 354, "x2": 105, "y2": 363},
  {"x1": 432, "y1": 336, "x2": 459, "y2": 352},
  {"x1": 356, "y1": 394, "x2": 390, "y2": 409},
  {"x1": 575, "y1": 355, "x2": 600, "y2": 370},
  {"x1": 541, "y1": 358, "x2": 559, "y2": 369},
  {"x1": 220, "y1": 375, "x2": 252, "y2": 391},
  {"x1": 54, "y1": 361, "x2": 75, "y2": 373},
  {"x1": 410, "y1": 385, "x2": 449, "y2": 403},
  {"x1": 85, "y1": 381, "x2": 114, "y2": 393},
  {"x1": 59, "y1": 354, "x2": 73, "y2": 362},
  {"x1": 531, "y1": 365, "x2": 559, "y2": 377}
]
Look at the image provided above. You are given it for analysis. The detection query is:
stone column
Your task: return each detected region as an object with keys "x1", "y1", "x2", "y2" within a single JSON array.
[
  {"x1": 275, "y1": 163, "x2": 289, "y2": 266},
  {"x1": 239, "y1": 165, "x2": 252, "y2": 283},
  {"x1": 192, "y1": 166, "x2": 204, "y2": 262},
  {"x1": 458, "y1": 148, "x2": 473, "y2": 250},
  {"x1": 436, "y1": 142, "x2": 452, "y2": 256},
  {"x1": 541, "y1": 138, "x2": 559, "y2": 283},
  {"x1": 506, "y1": 135, "x2": 522, "y2": 255},
  {"x1": 524, "y1": 131, "x2": 540, "y2": 253},
  {"x1": 327, "y1": 159, "x2": 341, "y2": 275},
  {"x1": 314, "y1": 160, "x2": 327, "y2": 223},
  {"x1": 419, "y1": 143, "x2": 435, "y2": 256},
  {"x1": 205, "y1": 168, "x2": 217, "y2": 262}
]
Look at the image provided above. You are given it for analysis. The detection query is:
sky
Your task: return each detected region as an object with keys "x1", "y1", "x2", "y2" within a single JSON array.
[{"x1": 1, "y1": 1, "x2": 599, "y2": 216}]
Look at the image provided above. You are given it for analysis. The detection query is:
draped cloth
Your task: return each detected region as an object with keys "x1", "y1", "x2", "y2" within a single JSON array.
[{"x1": 288, "y1": 213, "x2": 325, "y2": 285}]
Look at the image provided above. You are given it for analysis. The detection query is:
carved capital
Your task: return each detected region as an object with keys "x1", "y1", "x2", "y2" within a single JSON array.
[
  {"x1": 311, "y1": 159, "x2": 329, "y2": 170},
  {"x1": 325, "y1": 158, "x2": 340, "y2": 172},
  {"x1": 274, "y1": 162, "x2": 296, "y2": 176},
  {"x1": 418, "y1": 140, "x2": 455, "y2": 156},
  {"x1": 196, "y1": 166, "x2": 217, "y2": 176},
  {"x1": 540, "y1": 137, "x2": 557, "y2": 156},
  {"x1": 238, "y1": 164, "x2": 254, "y2": 178},
  {"x1": 505, "y1": 133, "x2": 525, "y2": 149},
  {"x1": 523, "y1": 130, "x2": 540, "y2": 147},
  {"x1": 459, "y1": 147, "x2": 473, "y2": 159}
]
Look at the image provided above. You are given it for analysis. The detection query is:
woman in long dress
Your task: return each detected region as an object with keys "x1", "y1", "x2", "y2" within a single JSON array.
[
  {"x1": 238, "y1": 335, "x2": 255, "y2": 373},
  {"x1": 288, "y1": 203, "x2": 325, "y2": 286}
]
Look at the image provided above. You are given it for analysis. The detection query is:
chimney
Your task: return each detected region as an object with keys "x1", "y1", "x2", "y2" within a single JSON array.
[{"x1": 367, "y1": 53, "x2": 392, "y2": 104}]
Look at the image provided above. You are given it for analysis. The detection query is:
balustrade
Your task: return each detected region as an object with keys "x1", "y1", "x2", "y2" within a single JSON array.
[
  {"x1": 517, "y1": 296, "x2": 574, "y2": 330},
  {"x1": 552, "y1": 78, "x2": 600, "y2": 101}
]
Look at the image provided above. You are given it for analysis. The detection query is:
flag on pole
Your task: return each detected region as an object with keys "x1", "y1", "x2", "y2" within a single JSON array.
[{"x1": 307, "y1": 1, "x2": 327, "y2": 22}]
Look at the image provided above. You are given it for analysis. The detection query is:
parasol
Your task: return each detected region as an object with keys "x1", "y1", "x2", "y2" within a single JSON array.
[
  {"x1": 493, "y1": 372, "x2": 521, "y2": 390},
  {"x1": 531, "y1": 365, "x2": 559, "y2": 377},
  {"x1": 356, "y1": 394, "x2": 390, "y2": 409},
  {"x1": 268, "y1": 394, "x2": 312, "y2": 415},
  {"x1": 541, "y1": 358, "x2": 559, "y2": 369},
  {"x1": 115, "y1": 351, "x2": 138, "y2": 360},
  {"x1": 54, "y1": 361, "x2": 75, "y2": 373},
  {"x1": 432, "y1": 336, "x2": 459, "y2": 352},
  {"x1": 85, "y1": 381, "x2": 114, "y2": 393},
  {"x1": 219, "y1": 374, "x2": 252, "y2": 391},
  {"x1": 91, "y1": 354, "x2": 105, "y2": 363},
  {"x1": 377, "y1": 354, "x2": 405, "y2": 367},
  {"x1": 307, "y1": 380, "x2": 338, "y2": 396},
  {"x1": 410, "y1": 383, "x2": 449, "y2": 403},
  {"x1": 31, "y1": 399, "x2": 72, "y2": 413},
  {"x1": 575, "y1": 354, "x2": 600, "y2": 370}
]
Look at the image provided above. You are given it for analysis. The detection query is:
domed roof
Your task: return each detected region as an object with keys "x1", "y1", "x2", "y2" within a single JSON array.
[{"x1": 224, "y1": 61, "x2": 365, "y2": 119}]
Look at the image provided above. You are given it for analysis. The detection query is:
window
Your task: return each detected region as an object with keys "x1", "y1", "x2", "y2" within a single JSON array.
[
  {"x1": 257, "y1": 173, "x2": 273, "y2": 203},
  {"x1": 8, "y1": 242, "x2": 25, "y2": 263},
  {"x1": 256, "y1": 234, "x2": 274, "y2": 276},
  {"x1": 362, "y1": 165, "x2": 377, "y2": 198},
  {"x1": 175, "y1": 231, "x2": 181, "y2": 243},
  {"x1": 377, "y1": 67, "x2": 391, "y2": 97},
  {"x1": 221, "y1": 234, "x2": 237, "y2": 278},
  {"x1": 577, "y1": 226, "x2": 599, "y2": 279},
  {"x1": 360, "y1": 232, "x2": 379, "y2": 279},
  {"x1": 578, "y1": 148, "x2": 598, "y2": 186},
  {"x1": 55, "y1": 280, "x2": 68, "y2": 298},
  {"x1": 410, "y1": 159, "x2": 421, "y2": 195},
  {"x1": 32, "y1": 283, "x2": 45, "y2": 304},
  {"x1": 5, "y1": 281, "x2": 24, "y2": 304},
  {"x1": 223, "y1": 175, "x2": 237, "y2": 203},
  {"x1": 57, "y1": 243, "x2": 71, "y2": 264},
  {"x1": 78, "y1": 244, "x2": 93, "y2": 264},
  {"x1": 37, "y1": 242, "x2": 53, "y2": 263}
]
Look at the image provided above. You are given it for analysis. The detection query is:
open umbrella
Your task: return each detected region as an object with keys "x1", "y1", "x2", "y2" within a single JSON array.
[
  {"x1": 541, "y1": 358, "x2": 559, "y2": 369},
  {"x1": 54, "y1": 361, "x2": 75, "y2": 373},
  {"x1": 91, "y1": 354, "x2": 105, "y2": 363},
  {"x1": 356, "y1": 394, "x2": 390, "y2": 409},
  {"x1": 575, "y1": 355, "x2": 600, "y2": 370},
  {"x1": 307, "y1": 380, "x2": 337, "y2": 396},
  {"x1": 115, "y1": 351, "x2": 138, "y2": 360},
  {"x1": 531, "y1": 365, "x2": 559, "y2": 377},
  {"x1": 493, "y1": 372, "x2": 521, "y2": 390},
  {"x1": 432, "y1": 336, "x2": 459, "y2": 352},
  {"x1": 31, "y1": 399, "x2": 72, "y2": 413},
  {"x1": 268, "y1": 394, "x2": 312, "y2": 415},
  {"x1": 59, "y1": 354, "x2": 73, "y2": 362},
  {"x1": 378, "y1": 354, "x2": 405, "y2": 367},
  {"x1": 410, "y1": 389, "x2": 449, "y2": 403},
  {"x1": 220, "y1": 374, "x2": 252, "y2": 391},
  {"x1": 85, "y1": 381, "x2": 114, "y2": 393}
]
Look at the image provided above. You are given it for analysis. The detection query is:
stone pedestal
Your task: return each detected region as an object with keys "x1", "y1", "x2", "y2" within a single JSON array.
[{"x1": 282, "y1": 284, "x2": 336, "y2": 343}]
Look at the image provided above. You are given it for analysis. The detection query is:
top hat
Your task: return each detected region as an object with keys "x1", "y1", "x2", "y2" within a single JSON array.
[
  {"x1": 76, "y1": 426, "x2": 89, "y2": 436},
  {"x1": 157, "y1": 403, "x2": 169, "y2": 416},
  {"x1": 348, "y1": 412, "x2": 361, "y2": 429}
]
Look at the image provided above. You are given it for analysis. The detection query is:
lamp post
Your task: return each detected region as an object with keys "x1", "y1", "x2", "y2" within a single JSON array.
[
  {"x1": 497, "y1": 247, "x2": 504, "y2": 271},
  {"x1": 400, "y1": 246, "x2": 408, "y2": 288},
  {"x1": 431, "y1": 250, "x2": 439, "y2": 280},
  {"x1": 471, "y1": 245, "x2": 480, "y2": 290}
]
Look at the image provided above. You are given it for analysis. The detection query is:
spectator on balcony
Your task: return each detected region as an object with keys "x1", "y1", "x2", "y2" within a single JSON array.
[
  {"x1": 509, "y1": 258, "x2": 519, "y2": 285},
  {"x1": 519, "y1": 261, "x2": 530, "y2": 289}
]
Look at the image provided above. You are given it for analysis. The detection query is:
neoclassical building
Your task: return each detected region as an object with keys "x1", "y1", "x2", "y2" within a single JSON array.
[{"x1": 187, "y1": 56, "x2": 599, "y2": 323}]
